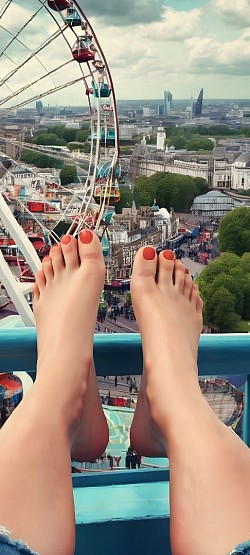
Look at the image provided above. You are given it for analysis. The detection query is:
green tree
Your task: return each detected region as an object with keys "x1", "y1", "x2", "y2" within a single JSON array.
[
  {"x1": 49, "y1": 125, "x2": 65, "y2": 138},
  {"x1": 134, "y1": 172, "x2": 208, "y2": 211},
  {"x1": 60, "y1": 165, "x2": 77, "y2": 185},
  {"x1": 193, "y1": 177, "x2": 209, "y2": 196},
  {"x1": 20, "y1": 149, "x2": 61, "y2": 169},
  {"x1": 76, "y1": 129, "x2": 89, "y2": 143},
  {"x1": 35, "y1": 133, "x2": 67, "y2": 146},
  {"x1": 186, "y1": 137, "x2": 214, "y2": 151},
  {"x1": 196, "y1": 252, "x2": 250, "y2": 330},
  {"x1": 170, "y1": 136, "x2": 186, "y2": 149},
  {"x1": 218, "y1": 207, "x2": 250, "y2": 256},
  {"x1": 210, "y1": 287, "x2": 240, "y2": 331},
  {"x1": 115, "y1": 187, "x2": 133, "y2": 214},
  {"x1": 156, "y1": 174, "x2": 198, "y2": 211},
  {"x1": 61, "y1": 128, "x2": 78, "y2": 143}
]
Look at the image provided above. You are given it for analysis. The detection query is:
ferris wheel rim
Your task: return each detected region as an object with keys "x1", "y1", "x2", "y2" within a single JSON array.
[{"x1": 0, "y1": 0, "x2": 120, "y2": 237}]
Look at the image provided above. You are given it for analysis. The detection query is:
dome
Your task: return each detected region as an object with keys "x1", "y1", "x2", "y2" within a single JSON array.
[{"x1": 155, "y1": 207, "x2": 170, "y2": 220}]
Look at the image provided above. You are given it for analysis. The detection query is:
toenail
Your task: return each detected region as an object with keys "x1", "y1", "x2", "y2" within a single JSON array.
[
  {"x1": 80, "y1": 230, "x2": 93, "y2": 244},
  {"x1": 62, "y1": 235, "x2": 72, "y2": 245},
  {"x1": 50, "y1": 245, "x2": 59, "y2": 252},
  {"x1": 143, "y1": 247, "x2": 155, "y2": 260},
  {"x1": 185, "y1": 268, "x2": 189, "y2": 274},
  {"x1": 163, "y1": 250, "x2": 174, "y2": 261},
  {"x1": 43, "y1": 256, "x2": 51, "y2": 262}
]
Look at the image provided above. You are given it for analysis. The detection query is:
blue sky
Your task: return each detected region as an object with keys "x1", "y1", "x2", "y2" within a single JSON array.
[{"x1": 1, "y1": 1, "x2": 250, "y2": 105}]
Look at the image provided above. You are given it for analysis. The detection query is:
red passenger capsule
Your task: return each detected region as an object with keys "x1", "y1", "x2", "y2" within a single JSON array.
[
  {"x1": 72, "y1": 37, "x2": 96, "y2": 63},
  {"x1": 48, "y1": 0, "x2": 72, "y2": 11}
]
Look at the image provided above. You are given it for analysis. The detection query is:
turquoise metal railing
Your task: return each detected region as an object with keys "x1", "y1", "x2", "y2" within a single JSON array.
[
  {"x1": 0, "y1": 330, "x2": 249, "y2": 446},
  {"x1": 1, "y1": 330, "x2": 249, "y2": 555}
]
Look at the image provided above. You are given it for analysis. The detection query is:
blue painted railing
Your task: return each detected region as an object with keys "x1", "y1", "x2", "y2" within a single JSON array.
[
  {"x1": 1, "y1": 330, "x2": 249, "y2": 555},
  {"x1": 1, "y1": 329, "x2": 249, "y2": 445}
]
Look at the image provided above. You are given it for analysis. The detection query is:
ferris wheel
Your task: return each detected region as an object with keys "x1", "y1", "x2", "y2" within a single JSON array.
[{"x1": 0, "y1": 0, "x2": 121, "y2": 325}]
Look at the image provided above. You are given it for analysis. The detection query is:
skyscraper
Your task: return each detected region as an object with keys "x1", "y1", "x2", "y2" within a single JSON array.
[
  {"x1": 164, "y1": 91, "x2": 173, "y2": 115},
  {"x1": 194, "y1": 88, "x2": 203, "y2": 117}
]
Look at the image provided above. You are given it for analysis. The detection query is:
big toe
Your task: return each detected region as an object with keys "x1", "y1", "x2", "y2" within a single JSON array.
[
  {"x1": 78, "y1": 230, "x2": 105, "y2": 279},
  {"x1": 131, "y1": 246, "x2": 158, "y2": 295}
]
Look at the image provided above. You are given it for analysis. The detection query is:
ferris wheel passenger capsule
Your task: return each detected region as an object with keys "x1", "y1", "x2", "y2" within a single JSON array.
[
  {"x1": 93, "y1": 81, "x2": 111, "y2": 98},
  {"x1": 65, "y1": 6, "x2": 81, "y2": 26},
  {"x1": 48, "y1": 0, "x2": 72, "y2": 11},
  {"x1": 100, "y1": 129, "x2": 116, "y2": 146},
  {"x1": 72, "y1": 36, "x2": 96, "y2": 63}
]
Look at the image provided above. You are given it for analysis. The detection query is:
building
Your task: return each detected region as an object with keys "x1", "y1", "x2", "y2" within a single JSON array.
[
  {"x1": 231, "y1": 154, "x2": 250, "y2": 190},
  {"x1": 130, "y1": 144, "x2": 250, "y2": 191},
  {"x1": 194, "y1": 88, "x2": 204, "y2": 117},
  {"x1": 142, "y1": 106, "x2": 159, "y2": 117},
  {"x1": 156, "y1": 127, "x2": 166, "y2": 151},
  {"x1": 191, "y1": 190, "x2": 243, "y2": 218},
  {"x1": 164, "y1": 91, "x2": 173, "y2": 115}
]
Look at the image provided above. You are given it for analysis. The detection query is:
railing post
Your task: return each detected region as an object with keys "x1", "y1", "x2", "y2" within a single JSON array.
[{"x1": 243, "y1": 375, "x2": 250, "y2": 448}]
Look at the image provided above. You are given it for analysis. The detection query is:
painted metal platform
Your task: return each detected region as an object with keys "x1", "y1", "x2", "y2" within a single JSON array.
[{"x1": 73, "y1": 470, "x2": 171, "y2": 555}]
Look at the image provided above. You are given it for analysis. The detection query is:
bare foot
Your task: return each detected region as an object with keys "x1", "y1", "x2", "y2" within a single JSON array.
[
  {"x1": 130, "y1": 248, "x2": 203, "y2": 456},
  {"x1": 33, "y1": 232, "x2": 109, "y2": 460}
]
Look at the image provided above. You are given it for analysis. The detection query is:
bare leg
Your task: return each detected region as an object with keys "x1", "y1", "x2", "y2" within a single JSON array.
[
  {"x1": 131, "y1": 247, "x2": 250, "y2": 555},
  {"x1": 71, "y1": 358, "x2": 109, "y2": 462},
  {"x1": 0, "y1": 231, "x2": 107, "y2": 555}
]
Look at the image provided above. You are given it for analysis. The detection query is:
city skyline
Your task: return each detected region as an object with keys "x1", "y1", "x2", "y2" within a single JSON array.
[{"x1": 1, "y1": 1, "x2": 250, "y2": 106}]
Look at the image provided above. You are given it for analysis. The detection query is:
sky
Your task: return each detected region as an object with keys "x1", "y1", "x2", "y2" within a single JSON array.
[
  {"x1": 0, "y1": 0, "x2": 250, "y2": 105},
  {"x1": 77, "y1": 0, "x2": 250, "y2": 100}
]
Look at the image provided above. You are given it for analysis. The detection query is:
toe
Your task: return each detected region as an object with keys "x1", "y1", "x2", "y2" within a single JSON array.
[
  {"x1": 61, "y1": 235, "x2": 79, "y2": 270},
  {"x1": 173, "y1": 260, "x2": 185, "y2": 292},
  {"x1": 78, "y1": 230, "x2": 105, "y2": 280},
  {"x1": 35, "y1": 269, "x2": 46, "y2": 291},
  {"x1": 190, "y1": 283, "x2": 199, "y2": 305},
  {"x1": 42, "y1": 256, "x2": 54, "y2": 282},
  {"x1": 196, "y1": 294, "x2": 203, "y2": 313},
  {"x1": 157, "y1": 250, "x2": 175, "y2": 291},
  {"x1": 78, "y1": 230, "x2": 103, "y2": 261},
  {"x1": 183, "y1": 268, "x2": 193, "y2": 300},
  {"x1": 32, "y1": 282, "x2": 40, "y2": 303},
  {"x1": 131, "y1": 246, "x2": 158, "y2": 294},
  {"x1": 50, "y1": 244, "x2": 64, "y2": 274}
]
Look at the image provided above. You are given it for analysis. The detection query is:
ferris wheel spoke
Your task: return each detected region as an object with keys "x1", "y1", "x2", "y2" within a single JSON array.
[
  {"x1": 0, "y1": 2, "x2": 47, "y2": 61},
  {"x1": 0, "y1": 23, "x2": 60, "y2": 95},
  {"x1": 0, "y1": 59, "x2": 74, "y2": 108},
  {"x1": 0, "y1": 0, "x2": 12, "y2": 20},
  {"x1": 0, "y1": 25, "x2": 67, "y2": 91},
  {"x1": 1, "y1": 75, "x2": 83, "y2": 116}
]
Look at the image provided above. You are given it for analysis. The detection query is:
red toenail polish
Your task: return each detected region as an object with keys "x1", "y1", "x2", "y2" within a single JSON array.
[
  {"x1": 80, "y1": 230, "x2": 93, "y2": 244},
  {"x1": 43, "y1": 256, "x2": 50, "y2": 262},
  {"x1": 185, "y1": 268, "x2": 189, "y2": 274},
  {"x1": 143, "y1": 247, "x2": 155, "y2": 260},
  {"x1": 163, "y1": 250, "x2": 174, "y2": 260},
  {"x1": 62, "y1": 235, "x2": 71, "y2": 245}
]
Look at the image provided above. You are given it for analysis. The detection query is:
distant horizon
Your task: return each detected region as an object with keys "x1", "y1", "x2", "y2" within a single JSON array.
[{"x1": 13, "y1": 98, "x2": 250, "y2": 111}]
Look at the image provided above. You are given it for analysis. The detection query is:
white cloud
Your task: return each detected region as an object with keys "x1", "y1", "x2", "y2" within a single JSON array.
[
  {"x1": 186, "y1": 30, "x2": 250, "y2": 74},
  {"x1": 211, "y1": 0, "x2": 250, "y2": 28},
  {"x1": 143, "y1": 7, "x2": 202, "y2": 41}
]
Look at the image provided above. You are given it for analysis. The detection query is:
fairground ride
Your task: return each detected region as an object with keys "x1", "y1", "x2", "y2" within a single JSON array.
[{"x1": 0, "y1": 0, "x2": 120, "y2": 325}]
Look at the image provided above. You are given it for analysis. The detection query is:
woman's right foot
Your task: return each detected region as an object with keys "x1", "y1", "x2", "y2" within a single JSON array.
[
  {"x1": 33, "y1": 232, "x2": 109, "y2": 461},
  {"x1": 130, "y1": 248, "x2": 203, "y2": 456}
]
